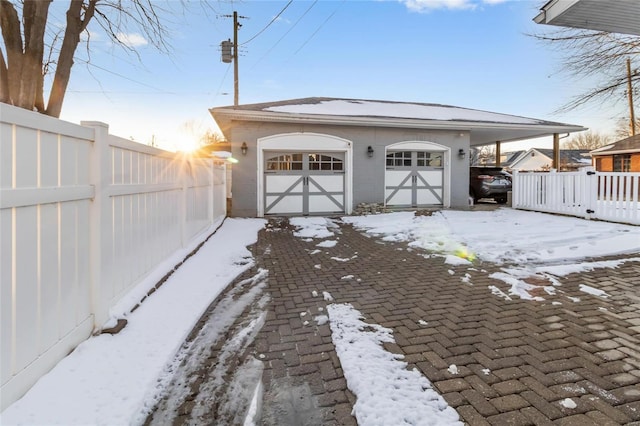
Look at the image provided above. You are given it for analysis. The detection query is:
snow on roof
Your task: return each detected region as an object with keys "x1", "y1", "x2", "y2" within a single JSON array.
[
  {"x1": 591, "y1": 134, "x2": 640, "y2": 155},
  {"x1": 262, "y1": 98, "x2": 546, "y2": 125}
]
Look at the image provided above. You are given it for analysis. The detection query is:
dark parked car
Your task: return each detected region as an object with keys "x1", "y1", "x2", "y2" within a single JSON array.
[{"x1": 469, "y1": 166, "x2": 512, "y2": 204}]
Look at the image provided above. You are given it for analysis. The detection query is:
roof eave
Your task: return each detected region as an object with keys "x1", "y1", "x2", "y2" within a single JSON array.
[
  {"x1": 210, "y1": 108, "x2": 586, "y2": 141},
  {"x1": 591, "y1": 149, "x2": 640, "y2": 156}
]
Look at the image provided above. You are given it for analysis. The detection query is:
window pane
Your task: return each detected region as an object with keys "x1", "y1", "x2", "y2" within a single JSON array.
[{"x1": 334, "y1": 162, "x2": 343, "y2": 171}]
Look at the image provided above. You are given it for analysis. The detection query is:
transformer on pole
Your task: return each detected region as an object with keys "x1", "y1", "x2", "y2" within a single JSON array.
[{"x1": 219, "y1": 11, "x2": 244, "y2": 106}]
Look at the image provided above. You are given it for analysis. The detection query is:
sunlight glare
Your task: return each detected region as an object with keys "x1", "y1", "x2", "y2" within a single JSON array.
[{"x1": 175, "y1": 137, "x2": 200, "y2": 153}]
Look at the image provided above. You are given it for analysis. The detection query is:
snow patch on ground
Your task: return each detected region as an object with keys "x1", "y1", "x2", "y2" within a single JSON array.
[
  {"x1": 489, "y1": 272, "x2": 545, "y2": 301},
  {"x1": 331, "y1": 256, "x2": 351, "y2": 262},
  {"x1": 536, "y1": 257, "x2": 640, "y2": 276},
  {"x1": 317, "y1": 240, "x2": 338, "y2": 248},
  {"x1": 290, "y1": 217, "x2": 336, "y2": 239},
  {"x1": 578, "y1": 284, "x2": 610, "y2": 298},
  {"x1": 343, "y1": 210, "x2": 640, "y2": 264},
  {"x1": 560, "y1": 398, "x2": 577, "y2": 409},
  {"x1": 445, "y1": 255, "x2": 471, "y2": 266},
  {"x1": 327, "y1": 303, "x2": 462, "y2": 426},
  {"x1": 323, "y1": 291, "x2": 334, "y2": 302}
]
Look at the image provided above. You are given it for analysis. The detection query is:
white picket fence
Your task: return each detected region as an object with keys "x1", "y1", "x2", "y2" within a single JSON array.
[
  {"x1": 0, "y1": 103, "x2": 226, "y2": 410},
  {"x1": 512, "y1": 169, "x2": 640, "y2": 225}
]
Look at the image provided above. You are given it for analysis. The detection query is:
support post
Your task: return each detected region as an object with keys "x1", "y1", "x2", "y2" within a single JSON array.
[
  {"x1": 82, "y1": 121, "x2": 110, "y2": 330},
  {"x1": 495, "y1": 141, "x2": 501, "y2": 167},
  {"x1": 628, "y1": 58, "x2": 636, "y2": 136},
  {"x1": 552, "y1": 133, "x2": 560, "y2": 170}
]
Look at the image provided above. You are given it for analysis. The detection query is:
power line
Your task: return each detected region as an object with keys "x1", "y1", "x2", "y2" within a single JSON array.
[
  {"x1": 250, "y1": 0, "x2": 318, "y2": 70},
  {"x1": 240, "y1": 0, "x2": 293, "y2": 46},
  {"x1": 292, "y1": 0, "x2": 345, "y2": 56},
  {"x1": 75, "y1": 58, "x2": 171, "y2": 92}
]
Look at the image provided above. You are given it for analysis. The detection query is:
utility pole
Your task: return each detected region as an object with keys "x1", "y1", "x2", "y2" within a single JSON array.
[
  {"x1": 233, "y1": 11, "x2": 239, "y2": 106},
  {"x1": 220, "y1": 12, "x2": 246, "y2": 106},
  {"x1": 627, "y1": 58, "x2": 636, "y2": 136}
]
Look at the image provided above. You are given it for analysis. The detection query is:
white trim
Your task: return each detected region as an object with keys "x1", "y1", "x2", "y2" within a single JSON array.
[
  {"x1": 384, "y1": 141, "x2": 451, "y2": 208},
  {"x1": 256, "y1": 133, "x2": 353, "y2": 217}
]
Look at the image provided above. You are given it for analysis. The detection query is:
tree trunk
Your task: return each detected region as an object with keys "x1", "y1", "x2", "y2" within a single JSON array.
[
  {"x1": 46, "y1": 0, "x2": 96, "y2": 118},
  {"x1": 20, "y1": 0, "x2": 51, "y2": 110},
  {"x1": 0, "y1": 0, "x2": 23, "y2": 106}
]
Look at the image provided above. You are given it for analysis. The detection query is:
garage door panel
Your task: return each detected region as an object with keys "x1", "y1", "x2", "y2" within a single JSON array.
[
  {"x1": 265, "y1": 175, "x2": 303, "y2": 193},
  {"x1": 416, "y1": 190, "x2": 441, "y2": 205},
  {"x1": 266, "y1": 195, "x2": 303, "y2": 214},
  {"x1": 386, "y1": 189, "x2": 412, "y2": 205},
  {"x1": 308, "y1": 194, "x2": 343, "y2": 213},
  {"x1": 385, "y1": 171, "x2": 411, "y2": 187},
  {"x1": 308, "y1": 175, "x2": 344, "y2": 193},
  {"x1": 418, "y1": 170, "x2": 442, "y2": 186}
]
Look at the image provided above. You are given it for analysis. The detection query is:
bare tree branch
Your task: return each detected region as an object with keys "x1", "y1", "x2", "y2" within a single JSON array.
[
  {"x1": 529, "y1": 27, "x2": 640, "y2": 114},
  {"x1": 2, "y1": 0, "x2": 189, "y2": 117}
]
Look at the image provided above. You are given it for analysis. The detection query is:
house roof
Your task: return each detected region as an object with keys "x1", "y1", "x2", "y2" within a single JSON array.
[
  {"x1": 210, "y1": 97, "x2": 585, "y2": 147},
  {"x1": 501, "y1": 150, "x2": 526, "y2": 167},
  {"x1": 509, "y1": 148, "x2": 592, "y2": 170},
  {"x1": 534, "y1": 0, "x2": 640, "y2": 36},
  {"x1": 535, "y1": 148, "x2": 592, "y2": 164},
  {"x1": 590, "y1": 134, "x2": 640, "y2": 156}
]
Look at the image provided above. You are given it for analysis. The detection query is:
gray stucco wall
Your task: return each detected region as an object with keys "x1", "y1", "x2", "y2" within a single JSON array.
[{"x1": 228, "y1": 121, "x2": 470, "y2": 217}]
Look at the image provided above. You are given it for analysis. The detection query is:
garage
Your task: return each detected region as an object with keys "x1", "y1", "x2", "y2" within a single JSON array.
[
  {"x1": 264, "y1": 152, "x2": 345, "y2": 215},
  {"x1": 385, "y1": 142, "x2": 448, "y2": 208},
  {"x1": 210, "y1": 97, "x2": 585, "y2": 217},
  {"x1": 256, "y1": 133, "x2": 353, "y2": 217}
]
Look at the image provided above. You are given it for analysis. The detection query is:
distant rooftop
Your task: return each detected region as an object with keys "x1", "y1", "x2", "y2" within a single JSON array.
[{"x1": 591, "y1": 134, "x2": 640, "y2": 156}]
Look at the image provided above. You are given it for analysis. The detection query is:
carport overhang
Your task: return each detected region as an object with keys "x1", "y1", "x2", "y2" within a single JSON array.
[
  {"x1": 211, "y1": 108, "x2": 586, "y2": 148},
  {"x1": 534, "y1": 0, "x2": 640, "y2": 36}
]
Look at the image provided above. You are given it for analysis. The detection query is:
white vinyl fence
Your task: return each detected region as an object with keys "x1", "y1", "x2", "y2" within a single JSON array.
[
  {"x1": 0, "y1": 104, "x2": 226, "y2": 410},
  {"x1": 512, "y1": 169, "x2": 640, "y2": 225}
]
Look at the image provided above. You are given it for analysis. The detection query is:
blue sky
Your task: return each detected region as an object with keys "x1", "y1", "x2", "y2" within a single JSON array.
[{"x1": 55, "y1": 0, "x2": 623, "y2": 152}]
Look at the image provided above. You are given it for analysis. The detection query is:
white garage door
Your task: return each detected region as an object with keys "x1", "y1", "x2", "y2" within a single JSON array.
[
  {"x1": 264, "y1": 152, "x2": 345, "y2": 215},
  {"x1": 385, "y1": 150, "x2": 444, "y2": 207}
]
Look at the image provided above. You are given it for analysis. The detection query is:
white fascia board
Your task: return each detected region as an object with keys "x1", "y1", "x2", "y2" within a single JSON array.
[
  {"x1": 591, "y1": 149, "x2": 640, "y2": 156},
  {"x1": 535, "y1": 0, "x2": 581, "y2": 24},
  {"x1": 213, "y1": 109, "x2": 585, "y2": 136}
]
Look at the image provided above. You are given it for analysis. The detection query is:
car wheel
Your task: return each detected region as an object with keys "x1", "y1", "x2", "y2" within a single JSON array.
[{"x1": 496, "y1": 197, "x2": 507, "y2": 204}]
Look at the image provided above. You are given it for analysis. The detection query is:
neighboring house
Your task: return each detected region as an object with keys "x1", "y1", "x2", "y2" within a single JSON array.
[
  {"x1": 590, "y1": 134, "x2": 640, "y2": 172},
  {"x1": 210, "y1": 97, "x2": 583, "y2": 217},
  {"x1": 534, "y1": 0, "x2": 640, "y2": 36},
  {"x1": 507, "y1": 148, "x2": 592, "y2": 172},
  {"x1": 500, "y1": 150, "x2": 527, "y2": 169}
]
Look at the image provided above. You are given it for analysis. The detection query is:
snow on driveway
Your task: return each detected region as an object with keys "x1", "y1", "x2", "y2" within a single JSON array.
[
  {"x1": 343, "y1": 209, "x2": 640, "y2": 265},
  {"x1": 327, "y1": 302, "x2": 462, "y2": 426},
  {"x1": 343, "y1": 209, "x2": 640, "y2": 301}
]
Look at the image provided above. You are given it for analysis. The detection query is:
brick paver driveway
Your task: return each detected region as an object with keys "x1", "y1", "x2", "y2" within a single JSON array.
[{"x1": 149, "y1": 216, "x2": 640, "y2": 425}]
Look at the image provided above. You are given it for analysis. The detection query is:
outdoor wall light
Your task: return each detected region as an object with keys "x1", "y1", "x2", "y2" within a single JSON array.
[
  {"x1": 241, "y1": 142, "x2": 248, "y2": 156},
  {"x1": 458, "y1": 148, "x2": 466, "y2": 159},
  {"x1": 367, "y1": 146, "x2": 374, "y2": 158}
]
